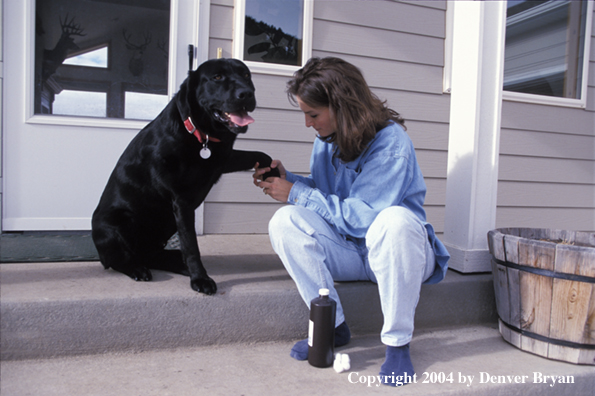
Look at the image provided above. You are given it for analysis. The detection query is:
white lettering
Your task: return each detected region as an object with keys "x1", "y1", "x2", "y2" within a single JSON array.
[
  {"x1": 533, "y1": 373, "x2": 575, "y2": 387},
  {"x1": 565, "y1": 375, "x2": 574, "y2": 384},
  {"x1": 366, "y1": 375, "x2": 377, "y2": 387},
  {"x1": 350, "y1": 371, "x2": 572, "y2": 387},
  {"x1": 458, "y1": 372, "x2": 474, "y2": 387},
  {"x1": 480, "y1": 372, "x2": 530, "y2": 384}
]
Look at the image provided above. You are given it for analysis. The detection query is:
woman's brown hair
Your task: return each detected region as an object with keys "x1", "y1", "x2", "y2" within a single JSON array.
[{"x1": 286, "y1": 57, "x2": 405, "y2": 162}]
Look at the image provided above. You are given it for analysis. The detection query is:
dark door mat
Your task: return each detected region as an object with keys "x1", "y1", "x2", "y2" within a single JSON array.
[{"x1": 0, "y1": 232, "x2": 99, "y2": 263}]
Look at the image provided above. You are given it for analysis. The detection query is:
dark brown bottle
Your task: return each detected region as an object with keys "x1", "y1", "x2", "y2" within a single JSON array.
[{"x1": 308, "y1": 288, "x2": 336, "y2": 368}]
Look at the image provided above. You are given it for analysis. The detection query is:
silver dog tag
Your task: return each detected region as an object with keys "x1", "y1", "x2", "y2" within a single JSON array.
[{"x1": 200, "y1": 146, "x2": 211, "y2": 159}]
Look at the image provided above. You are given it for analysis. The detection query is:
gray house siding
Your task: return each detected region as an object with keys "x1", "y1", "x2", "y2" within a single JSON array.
[
  {"x1": 496, "y1": 7, "x2": 595, "y2": 232},
  {"x1": 204, "y1": 0, "x2": 450, "y2": 234},
  {"x1": 0, "y1": 1, "x2": 3, "y2": 229}
]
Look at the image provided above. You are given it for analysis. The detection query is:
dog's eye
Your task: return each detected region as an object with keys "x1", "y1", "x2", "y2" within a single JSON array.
[
  {"x1": 213, "y1": 75, "x2": 223, "y2": 81},
  {"x1": 244, "y1": 73, "x2": 250, "y2": 79}
]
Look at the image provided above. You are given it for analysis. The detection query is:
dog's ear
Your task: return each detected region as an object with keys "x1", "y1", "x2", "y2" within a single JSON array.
[
  {"x1": 176, "y1": 71, "x2": 199, "y2": 122},
  {"x1": 176, "y1": 77, "x2": 190, "y2": 121}
]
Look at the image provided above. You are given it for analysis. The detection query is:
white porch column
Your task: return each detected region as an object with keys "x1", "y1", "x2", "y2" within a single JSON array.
[{"x1": 443, "y1": 0, "x2": 507, "y2": 273}]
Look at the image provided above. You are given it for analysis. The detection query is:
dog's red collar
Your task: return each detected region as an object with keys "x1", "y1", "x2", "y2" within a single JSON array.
[{"x1": 183, "y1": 117, "x2": 221, "y2": 143}]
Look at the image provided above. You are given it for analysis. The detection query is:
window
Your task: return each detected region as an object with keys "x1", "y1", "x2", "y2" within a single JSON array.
[
  {"x1": 234, "y1": 0, "x2": 313, "y2": 75},
  {"x1": 34, "y1": 0, "x2": 170, "y2": 119},
  {"x1": 503, "y1": 0, "x2": 593, "y2": 106}
]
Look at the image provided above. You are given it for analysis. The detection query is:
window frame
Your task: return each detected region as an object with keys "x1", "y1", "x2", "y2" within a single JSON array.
[
  {"x1": 233, "y1": 0, "x2": 313, "y2": 76},
  {"x1": 24, "y1": 0, "x2": 188, "y2": 130},
  {"x1": 502, "y1": 0, "x2": 594, "y2": 108}
]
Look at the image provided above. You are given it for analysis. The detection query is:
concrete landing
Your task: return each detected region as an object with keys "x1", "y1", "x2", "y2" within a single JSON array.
[{"x1": 2, "y1": 325, "x2": 593, "y2": 396}]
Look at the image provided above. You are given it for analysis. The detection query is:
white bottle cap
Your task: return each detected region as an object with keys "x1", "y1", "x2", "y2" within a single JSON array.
[{"x1": 319, "y1": 288, "x2": 330, "y2": 296}]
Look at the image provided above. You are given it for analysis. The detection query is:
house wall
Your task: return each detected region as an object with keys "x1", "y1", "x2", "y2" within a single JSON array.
[
  {"x1": 204, "y1": 0, "x2": 450, "y2": 234},
  {"x1": 3, "y1": 0, "x2": 589, "y2": 236},
  {"x1": 496, "y1": 7, "x2": 595, "y2": 233},
  {"x1": 0, "y1": 0, "x2": 3, "y2": 228}
]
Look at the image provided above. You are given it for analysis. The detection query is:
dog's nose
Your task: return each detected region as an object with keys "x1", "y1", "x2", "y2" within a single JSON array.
[{"x1": 236, "y1": 89, "x2": 254, "y2": 101}]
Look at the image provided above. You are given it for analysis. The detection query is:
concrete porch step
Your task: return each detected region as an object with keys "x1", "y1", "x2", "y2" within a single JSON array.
[{"x1": 1, "y1": 235, "x2": 497, "y2": 360}]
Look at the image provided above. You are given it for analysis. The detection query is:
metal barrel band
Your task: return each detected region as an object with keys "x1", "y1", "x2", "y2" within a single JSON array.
[
  {"x1": 500, "y1": 319, "x2": 595, "y2": 350},
  {"x1": 493, "y1": 258, "x2": 595, "y2": 284}
]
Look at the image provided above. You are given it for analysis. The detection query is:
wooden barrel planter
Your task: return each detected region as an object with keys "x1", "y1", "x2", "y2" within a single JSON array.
[{"x1": 487, "y1": 228, "x2": 595, "y2": 365}]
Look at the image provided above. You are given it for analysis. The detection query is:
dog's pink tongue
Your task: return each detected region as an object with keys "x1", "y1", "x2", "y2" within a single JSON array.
[{"x1": 229, "y1": 112, "x2": 254, "y2": 127}]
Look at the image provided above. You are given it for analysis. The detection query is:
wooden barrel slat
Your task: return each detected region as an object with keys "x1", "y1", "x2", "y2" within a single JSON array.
[
  {"x1": 508, "y1": 267, "x2": 521, "y2": 329},
  {"x1": 488, "y1": 230, "x2": 506, "y2": 261},
  {"x1": 504, "y1": 234, "x2": 521, "y2": 264},
  {"x1": 576, "y1": 231, "x2": 595, "y2": 247},
  {"x1": 519, "y1": 270, "x2": 553, "y2": 335},
  {"x1": 549, "y1": 279, "x2": 592, "y2": 344},
  {"x1": 518, "y1": 238, "x2": 556, "y2": 271},
  {"x1": 555, "y1": 245, "x2": 595, "y2": 277},
  {"x1": 488, "y1": 228, "x2": 595, "y2": 366},
  {"x1": 522, "y1": 333, "x2": 550, "y2": 358},
  {"x1": 491, "y1": 260, "x2": 510, "y2": 323}
]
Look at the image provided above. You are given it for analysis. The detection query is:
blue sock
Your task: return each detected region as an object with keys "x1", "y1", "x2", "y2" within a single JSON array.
[
  {"x1": 290, "y1": 321, "x2": 351, "y2": 361},
  {"x1": 380, "y1": 344, "x2": 415, "y2": 387}
]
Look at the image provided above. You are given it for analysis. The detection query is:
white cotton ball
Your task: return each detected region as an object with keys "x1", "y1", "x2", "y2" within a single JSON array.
[
  {"x1": 334, "y1": 353, "x2": 346, "y2": 373},
  {"x1": 341, "y1": 353, "x2": 350, "y2": 371},
  {"x1": 333, "y1": 353, "x2": 351, "y2": 373}
]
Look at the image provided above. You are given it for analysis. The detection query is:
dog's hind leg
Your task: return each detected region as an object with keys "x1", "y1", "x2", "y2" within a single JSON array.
[
  {"x1": 99, "y1": 245, "x2": 153, "y2": 281},
  {"x1": 92, "y1": 221, "x2": 153, "y2": 281},
  {"x1": 99, "y1": 250, "x2": 154, "y2": 281},
  {"x1": 146, "y1": 249, "x2": 190, "y2": 276}
]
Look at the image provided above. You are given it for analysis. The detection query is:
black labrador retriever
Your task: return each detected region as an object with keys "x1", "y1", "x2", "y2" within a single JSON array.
[{"x1": 92, "y1": 58, "x2": 278, "y2": 295}]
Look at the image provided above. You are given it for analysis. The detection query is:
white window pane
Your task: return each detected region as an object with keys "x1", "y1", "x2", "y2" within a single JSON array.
[
  {"x1": 125, "y1": 92, "x2": 168, "y2": 120},
  {"x1": 63, "y1": 46, "x2": 108, "y2": 68},
  {"x1": 53, "y1": 90, "x2": 106, "y2": 117}
]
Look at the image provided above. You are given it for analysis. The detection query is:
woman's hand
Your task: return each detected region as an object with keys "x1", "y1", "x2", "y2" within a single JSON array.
[
  {"x1": 253, "y1": 160, "x2": 293, "y2": 203},
  {"x1": 260, "y1": 177, "x2": 293, "y2": 203}
]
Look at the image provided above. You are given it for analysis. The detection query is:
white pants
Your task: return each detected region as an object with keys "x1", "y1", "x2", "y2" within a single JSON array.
[{"x1": 269, "y1": 205, "x2": 435, "y2": 346}]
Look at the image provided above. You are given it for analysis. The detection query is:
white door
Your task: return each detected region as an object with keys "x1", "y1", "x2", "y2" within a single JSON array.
[{"x1": 2, "y1": 0, "x2": 209, "y2": 231}]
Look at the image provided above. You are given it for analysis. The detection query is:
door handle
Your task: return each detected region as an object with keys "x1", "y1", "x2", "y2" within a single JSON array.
[{"x1": 188, "y1": 44, "x2": 194, "y2": 72}]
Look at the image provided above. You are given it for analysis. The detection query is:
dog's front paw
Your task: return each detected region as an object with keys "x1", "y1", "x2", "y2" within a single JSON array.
[
  {"x1": 191, "y1": 277, "x2": 217, "y2": 295},
  {"x1": 262, "y1": 167, "x2": 280, "y2": 180}
]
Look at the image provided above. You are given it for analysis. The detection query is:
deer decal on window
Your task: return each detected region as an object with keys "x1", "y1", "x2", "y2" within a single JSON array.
[
  {"x1": 123, "y1": 29, "x2": 152, "y2": 77},
  {"x1": 42, "y1": 14, "x2": 86, "y2": 81}
]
